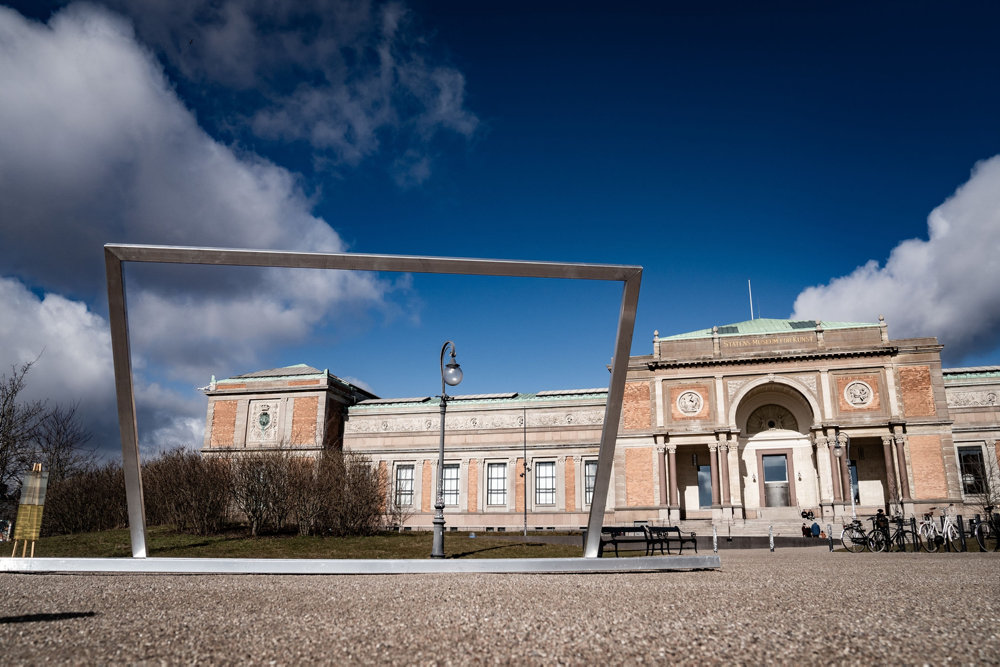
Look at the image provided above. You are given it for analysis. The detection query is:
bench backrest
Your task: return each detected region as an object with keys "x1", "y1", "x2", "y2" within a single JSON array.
[{"x1": 601, "y1": 526, "x2": 646, "y2": 537}]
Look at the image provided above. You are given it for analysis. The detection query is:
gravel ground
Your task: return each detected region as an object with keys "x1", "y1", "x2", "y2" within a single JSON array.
[{"x1": 1, "y1": 547, "x2": 997, "y2": 665}]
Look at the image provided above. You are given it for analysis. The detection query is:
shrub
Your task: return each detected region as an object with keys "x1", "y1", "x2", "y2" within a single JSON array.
[
  {"x1": 42, "y1": 461, "x2": 127, "y2": 535},
  {"x1": 144, "y1": 448, "x2": 231, "y2": 535}
]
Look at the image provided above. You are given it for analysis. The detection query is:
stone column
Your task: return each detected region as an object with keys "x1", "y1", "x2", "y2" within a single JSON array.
[
  {"x1": 828, "y1": 435, "x2": 843, "y2": 503},
  {"x1": 881, "y1": 435, "x2": 898, "y2": 507},
  {"x1": 894, "y1": 436, "x2": 912, "y2": 501},
  {"x1": 838, "y1": 437, "x2": 853, "y2": 505},
  {"x1": 657, "y1": 445, "x2": 668, "y2": 506},
  {"x1": 727, "y1": 433, "x2": 743, "y2": 518},
  {"x1": 717, "y1": 439, "x2": 731, "y2": 506},
  {"x1": 667, "y1": 446, "x2": 679, "y2": 508},
  {"x1": 708, "y1": 443, "x2": 720, "y2": 507},
  {"x1": 814, "y1": 434, "x2": 834, "y2": 515}
]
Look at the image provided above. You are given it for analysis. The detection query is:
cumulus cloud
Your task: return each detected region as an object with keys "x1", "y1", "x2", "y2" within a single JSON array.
[
  {"x1": 793, "y1": 156, "x2": 1000, "y2": 362},
  {"x1": 0, "y1": 4, "x2": 425, "y2": 453}
]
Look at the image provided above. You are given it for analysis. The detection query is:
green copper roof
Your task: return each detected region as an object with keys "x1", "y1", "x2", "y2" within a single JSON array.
[
  {"x1": 353, "y1": 389, "x2": 608, "y2": 409},
  {"x1": 660, "y1": 318, "x2": 878, "y2": 340},
  {"x1": 942, "y1": 366, "x2": 1000, "y2": 380}
]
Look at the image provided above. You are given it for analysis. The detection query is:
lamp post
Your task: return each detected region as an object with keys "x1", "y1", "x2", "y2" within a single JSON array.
[
  {"x1": 431, "y1": 341, "x2": 463, "y2": 559},
  {"x1": 832, "y1": 432, "x2": 856, "y2": 520}
]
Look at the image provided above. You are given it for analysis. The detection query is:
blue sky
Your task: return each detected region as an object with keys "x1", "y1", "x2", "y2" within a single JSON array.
[{"x1": 1, "y1": 1, "x2": 998, "y2": 456}]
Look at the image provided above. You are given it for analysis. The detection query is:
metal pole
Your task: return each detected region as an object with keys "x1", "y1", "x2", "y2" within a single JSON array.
[
  {"x1": 768, "y1": 524, "x2": 774, "y2": 552},
  {"x1": 712, "y1": 524, "x2": 718, "y2": 553},
  {"x1": 523, "y1": 407, "x2": 528, "y2": 538},
  {"x1": 431, "y1": 342, "x2": 456, "y2": 559}
]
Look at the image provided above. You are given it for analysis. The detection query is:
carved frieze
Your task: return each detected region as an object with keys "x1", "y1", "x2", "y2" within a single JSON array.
[
  {"x1": 345, "y1": 409, "x2": 604, "y2": 434},
  {"x1": 247, "y1": 400, "x2": 280, "y2": 443},
  {"x1": 727, "y1": 379, "x2": 748, "y2": 401},
  {"x1": 947, "y1": 389, "x2": 999, "y2": 408},
  {"x1": 793, "y1": 374, "x2": 818, "y2": 395}
]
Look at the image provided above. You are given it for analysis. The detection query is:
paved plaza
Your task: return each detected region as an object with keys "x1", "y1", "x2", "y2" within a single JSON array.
[{"x1": 1, "y1": 547, "x2": 997, "y2": 664}]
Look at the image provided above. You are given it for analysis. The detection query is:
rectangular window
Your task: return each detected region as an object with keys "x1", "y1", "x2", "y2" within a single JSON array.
[
  {"x1": 584, "y1": 460, "x2": 598, "y2": 505},
  {"x1": 394, "y1": 465, "x2": 414, "y2": 507},
  {"x1": 535, "y1": 461, "x2": 555, "y2": 505},
  {"x1": 442, "y1": 464, "x2": 459, "y2": 506},
  {"x1": 487, "y1": 462, "x2": 507, "y2": 506},
  {"x1": 958, "y1": 446, "x2": 986, "y2": 495}
]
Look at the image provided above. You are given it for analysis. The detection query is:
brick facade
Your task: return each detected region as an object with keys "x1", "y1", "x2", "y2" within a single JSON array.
[
  {"x1": 210, "y1": 400, "x2": 237, "y2": 447},
  {"x1": 467, "y1": 459, "x2": 478, "y2": 513},
  {"x1": 900, "y1": 366, "x2": 936, "y2": 417},
  {"x1": 290, "y1": 396, "x2": 318, "y2": 445},
  {"x1": 625, "y1": 447, "x2": 654, "y2": 506},
  {"x1": 565, "y1": 457, "x2": 576, "y2": 512},
  {"x1": 421, "y1": 461, "x2": 432, "y2": 513},
  {"x1": 622, "y1": 382, "x2": 651, "y2": 430},
  {"x1": 908, "y1": 434, "x2": 948, "y2": 498},
  {"x1": 515, "y1": 457, "x2": 525, "y2": 513}
]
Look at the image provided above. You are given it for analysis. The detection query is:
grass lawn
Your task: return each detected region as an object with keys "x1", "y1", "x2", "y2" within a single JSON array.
[{"x1": 26, "y1": 526, "x2": 587, "y2": 559}]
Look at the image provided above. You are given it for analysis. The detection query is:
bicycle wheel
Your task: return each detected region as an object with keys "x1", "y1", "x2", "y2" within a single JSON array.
[
  {"x1": 899, "y1": 530, "x2": 920, "y2": 552},
  {"x1": 974, "y1": 521, "x2": 997, "y2": 551},
  {"x1": 919, "y1": 525, "x2": 939, "y2": 552},
  {"x1": 842, "y1": 526, "x2": 867, "y2": 553},
  {"x1": 945, "y1": 524, "x2": 961, "y2": 548},
  {"x1": 868, "y1": 529, "x2": 887, "y2": 553}
]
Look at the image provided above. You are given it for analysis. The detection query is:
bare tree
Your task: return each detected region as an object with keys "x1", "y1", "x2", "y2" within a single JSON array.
[
  {"x1": 143, "y1": 448, "x2": 232, "y2": 535},
  {"x1": 0, "y1": 361, "x2": 47, "y2": 516},
  {"x1": 229, "y1": 451, "x2": 292, "y2": 537},
  {"x1": 287, "y1": 456, "x2": 329, "y2": 536},
  {"x1": 966, "y1": 441, "x2": 1000, "y2": 518},
  {"x1": 31, "y1": 404, "x2": 96, "y2": 483}
]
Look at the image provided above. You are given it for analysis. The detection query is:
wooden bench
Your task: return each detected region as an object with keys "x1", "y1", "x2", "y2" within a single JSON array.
[
  {"x1": 598, "y1": 526, "x2": 653, "y2": 557},
  {"x1": 647, "y1": 526, "x2": 698, "y2": 555}
]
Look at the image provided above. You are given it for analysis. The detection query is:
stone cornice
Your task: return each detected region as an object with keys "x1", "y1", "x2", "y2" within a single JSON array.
[{"x1": 645, "y1": 346, "x2": 898, "y2": 370}]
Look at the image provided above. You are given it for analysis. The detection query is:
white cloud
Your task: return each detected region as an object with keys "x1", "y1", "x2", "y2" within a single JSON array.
[
  {"x1": 0, "y1": 277, "x2": 114, "y2": 409},
  {"x1": 0, "y1": 4, "x2": 420, "y2": 453},
  {"x1": 793, "y1": 155, "x2": 1000, "y2": 361}
]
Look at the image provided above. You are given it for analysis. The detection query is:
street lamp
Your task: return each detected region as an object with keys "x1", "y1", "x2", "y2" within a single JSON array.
[
  {"x1": 832, "y1": 432, "x2": 856, "y2": 520},
  {"x1": 432, "y1": 341, "x2": 463, "y2": 558}
]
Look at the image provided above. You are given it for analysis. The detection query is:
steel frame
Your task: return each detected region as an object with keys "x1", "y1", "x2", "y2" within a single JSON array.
[
  {"x1": 103, "y1": 244, "x2": 642, "y2": 568},
  {"x1": 1, "y1": 555, "x2": 721, "y2": 574}
]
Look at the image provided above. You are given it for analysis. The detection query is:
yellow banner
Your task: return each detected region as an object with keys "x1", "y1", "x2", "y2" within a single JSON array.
[{"x1": 13, "y1": 504, "x2": 44, "y2": 541}]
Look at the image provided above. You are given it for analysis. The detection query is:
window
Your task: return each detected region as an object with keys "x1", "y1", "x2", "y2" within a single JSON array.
[
  {"x1": 958, "y1": 446, "x2": 986, "y2": 495},
  {"x1": 394, "y1": 465, "x2": 414, "y2": 507},
  {"x1": 535, "y1": 461, "x2": 555, "y2": 505},
  {"x1": 442, "y1": 464, "x2": 459, "y2": 506},
  {"x1": 584, "y1": 460, "x2": 598, "y2": 505},
  {"x1": 487, "y1": 462, "x2": 507, "y2": 506}
]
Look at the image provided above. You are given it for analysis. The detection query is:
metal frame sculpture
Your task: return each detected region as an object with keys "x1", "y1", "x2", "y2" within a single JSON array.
[{"x1": 105, "y1": 243, "x2": 641, "y2": 563}]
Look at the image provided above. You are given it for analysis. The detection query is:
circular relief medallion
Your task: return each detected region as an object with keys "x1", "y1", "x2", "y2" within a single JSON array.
[
  {"x1": 676, "y1": 391, "x2": 703, "y2": 415},
  {"x1": 844, "y1": 381, "x2": 873, "y2": 407}
]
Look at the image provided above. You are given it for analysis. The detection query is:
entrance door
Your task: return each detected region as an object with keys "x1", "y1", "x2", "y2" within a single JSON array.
[
  {"x1": 848, "y1": 460, "x2": 860, "y2": 504},
  {"x1": 762, "y1": 454, "x2": 789, "y2": 507},
  {"x1": 697, "y1": 465, "x2": 713, "y2": 508}
]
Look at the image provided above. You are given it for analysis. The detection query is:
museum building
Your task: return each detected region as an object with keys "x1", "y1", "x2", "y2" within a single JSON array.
[{"x1": 201, "y1": 318, "x2": 1000, "y2": 533}]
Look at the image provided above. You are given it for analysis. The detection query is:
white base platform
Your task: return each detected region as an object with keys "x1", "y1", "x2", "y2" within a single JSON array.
[{"x1": 1, "y1": 555, "x2": 720, "y2": 575}]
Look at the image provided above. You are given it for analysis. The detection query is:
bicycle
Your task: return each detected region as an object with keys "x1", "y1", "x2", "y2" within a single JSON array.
[
  {"x1": 841, "y1": 518, "x2": 870, "y2": 553},
  {"x1": 917, "y1": 505, "x2": 960, "y2": 552},
  {"x1": 868, "y1": 514, "x2": 921, "y2": 553},
  {"x1": 972, "y1": 505, "x2": 999, "y2": 552}
]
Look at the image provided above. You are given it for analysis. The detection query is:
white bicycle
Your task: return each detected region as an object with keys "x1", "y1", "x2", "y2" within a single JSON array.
[{"x1": 917, "y1": 505, "x2": 960, "y2": 552}]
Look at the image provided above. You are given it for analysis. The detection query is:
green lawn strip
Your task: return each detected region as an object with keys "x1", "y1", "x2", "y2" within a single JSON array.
[{"x1": 30, "y1": 527, "x2": 585, "y2": 559}]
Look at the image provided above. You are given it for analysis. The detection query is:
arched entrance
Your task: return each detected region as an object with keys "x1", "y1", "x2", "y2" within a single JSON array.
[{"x1": 734, "y1": 383, "x2": 817, "y2": 520}]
